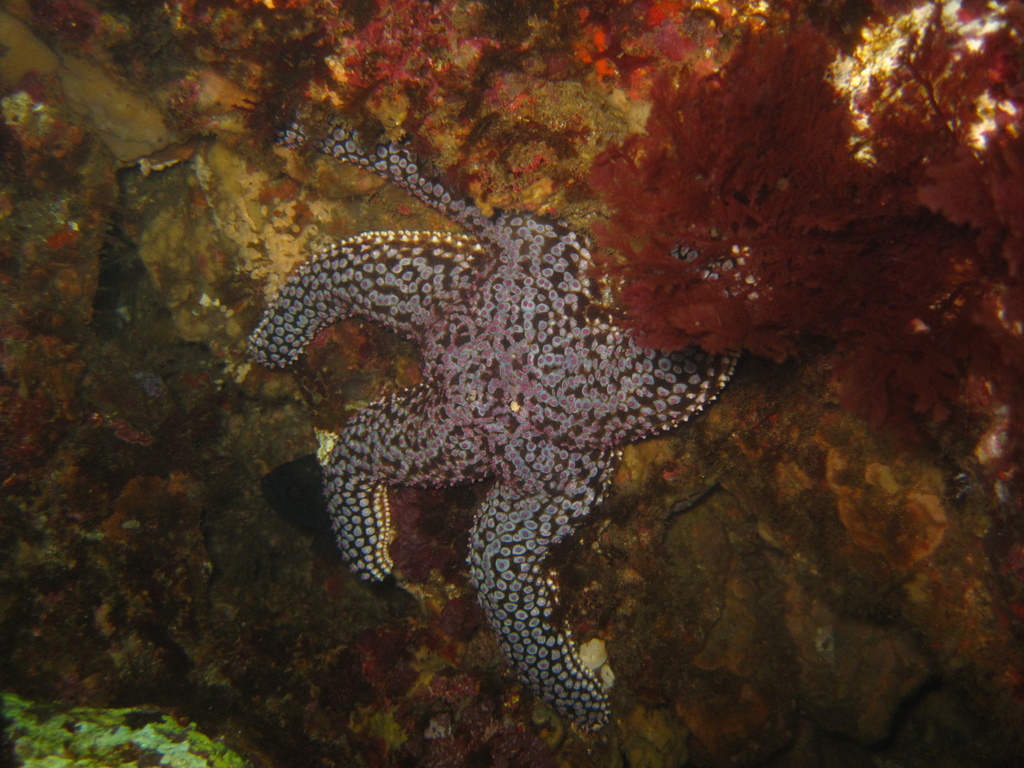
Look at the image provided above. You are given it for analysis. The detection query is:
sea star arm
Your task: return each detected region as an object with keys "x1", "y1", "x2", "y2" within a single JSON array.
[
  {"x1": 320, "y1": 383, "x2": 491, "y2": 580},
  {"x1": 249, "y1": 230, "x2": 488, "y2": 367},
  {"x1": 286, "y1": 124, "x2": 598, "y2": 286},
  {"x1": 468, "y1": 458, "x2": 616, "y2": 730},
  {"x1": 313, "y1": 126, "x2": 500, "y2": 244}
]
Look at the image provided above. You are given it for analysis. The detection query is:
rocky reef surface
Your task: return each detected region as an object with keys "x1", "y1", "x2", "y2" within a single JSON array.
[{"x1": 1, "y1": 1, "x2": 1022, "y2": 766}]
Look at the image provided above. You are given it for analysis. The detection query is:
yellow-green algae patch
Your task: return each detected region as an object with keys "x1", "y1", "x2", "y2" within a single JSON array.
[{"x1": 1, "y1": 693, "x2": 250, "y2": 768}]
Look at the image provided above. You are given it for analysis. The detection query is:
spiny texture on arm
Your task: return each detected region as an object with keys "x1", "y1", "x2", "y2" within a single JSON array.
[
  {"x1": 318, "y1": 126, "x2": 499, "y2": 244},
  {"x1": 248, "y1": 230, "x2": 488, "y2": 367},
  {"x1": 469, "y1": 461, "x2": 616, "y2": 730}
]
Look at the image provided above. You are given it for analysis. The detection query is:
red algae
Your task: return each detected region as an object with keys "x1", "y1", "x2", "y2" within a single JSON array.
[{"x1": 590, "y1": 11, "x2": 1024, "y2": 452}]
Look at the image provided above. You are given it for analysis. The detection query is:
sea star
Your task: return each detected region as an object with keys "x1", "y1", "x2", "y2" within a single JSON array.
[{"x1": 249, "y1": 126, "x2": 736, "y2": 730}]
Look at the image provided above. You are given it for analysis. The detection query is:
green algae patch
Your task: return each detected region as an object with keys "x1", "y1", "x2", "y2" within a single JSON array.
[{"x1": 1, "y1": 693, "x2": 250, "y2": 768}]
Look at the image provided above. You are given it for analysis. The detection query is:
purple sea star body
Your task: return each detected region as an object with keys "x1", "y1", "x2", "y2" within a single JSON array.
[{"x1": 249, "y1": 126, "x2": 736, "y2": 729}]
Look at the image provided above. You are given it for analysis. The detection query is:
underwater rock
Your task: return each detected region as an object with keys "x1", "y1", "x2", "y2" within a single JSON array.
[
  {"x1": 0, "y1": 9, "x2": 176, "y2": 166},
  {"x1": 619, "y1": 705, "x2": 689, "y2": 768},
  {"x1": 0, "y1": 10, "x2": 59, "y2": 86},
  {"x1": 58, "y1": 55, "x2": 177, "y2": 167},
  {"x1": 595, "y1": 356, "x2": 1024, "y2": 764},
  {"x1": 782, "y1": 578, "x2": 930, "y2": 743}
]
